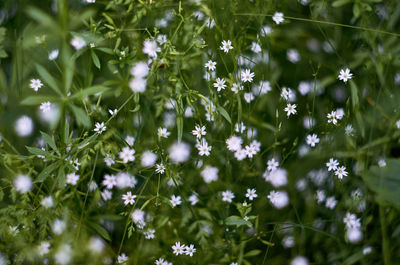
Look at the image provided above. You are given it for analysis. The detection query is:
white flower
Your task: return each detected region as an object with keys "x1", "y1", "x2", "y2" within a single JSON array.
[
  {"x1": 231, "y1": 83, "x2": 243, "y2": 93},
  {"x1": 54, "y1": 244, "x2": 71, "y2": 265},
  {"x1": 39, "y1": 101, "x2": 52, "y2": 113},
  {"x1": 141, "y1": 151, "x2": 157, "y2": 167},
  {"x1": 325, "y1": 196, "x2": 337, "y2": 209},
  {"x1": 220, "y1": 40, "x2": 233, "y2": 53},
  {"x1": 205, "y1": 60, "x2": 216, "y2": 71},
  {"x1": 30, "y1": 78, "x2": 43, "y2": 91},
  {"x1": 185, "y1": 244, "x2": 196, "y2": 256},
  {"x1": 131, "y1": 62, "x2": 149, "y2": 78},
  {"x1": 155, "y1": 163, "x2": 165, "y2": 174},
  {"x1": 192, "y1": 125, "x2": 206, "y2": 138},
  {"x1": 129, "y1": 77, "x2": 147, "y2": 93},
  {"x1": 244, "y1": 144, "x2": 257, "y2": 158},
  {"x1": 267, "y1": 190, "x2": 289, "y2": 209},
  {"x1": 213, "y1": 77, "x2": 226, "y2": 92},
  {"x1": 94, "y1": 122, "x2": 106, "y2": 134},
  {"x1": 281, "y1": 87, "x2": 294, "y2": 101},
  {"x1": 48, "y1": 49, "x2": 59, "y2": 60},
  {"x1": 144, "y1": 229, "x2": 155, "y2": 239},
  {"x1": 245, "y1": 188, "x2": 258, "y2": 200},
  {"x1": 115, "y1": 172, "x2": 137, "y2": 189},
  {"x1": 222, "y1": 190, "x2": 235, "y2": 203},
  {"x1": 244, "y1": 92, "x2": 255, "y2": 103},
  {"x1": 131, "y1": 209, "x2": 146, "y2": 228},
  {"x1": 172, "y1": 242, "x2": 186, "y2": 255},
  {"x1": 66, "y1": 172, "x2": 79, "y2": 185},
  {"x1": 338, "y1": 68, "x2": 353, "y2": 83},
  {"x1": 306, "y1": 134, "x2": 320, "y2": 147},
  {"x1": 70, "y1": 36, "x2": 86, "y2": 50},
  {"x1": 89, "y1": 237, "x2": 104, "y2": 253},
  {"x1": 14, "y1": 174, "x2": 32, "y2": 194},
  {"x1": 168, "y1": 142, "x2": 191, "y2": 163},
  {"x1": 109, "y1": 109, "x2": 118, "y2": 116},
  {"x1": 267, "y1": 158, "x2": 279, "y2": 171},
  {"x1": 234, "y1": 148, "x2": 247, "y2": 161},
  {"x1": 235, "y1": 122, "x2": 246, "y2": 133},
  {"x1": 251, "y1": 41, "x2": 262, "y2": 53},
  {"x1": 396, "y1": 120, "x2": 400, "y2": 129},
  {"x1": 125, "y1": 135, "x2": 135, "y2": 146},
  {"x1": 345, "y1": 124, "x2": 355, "y2": 136},
  {"x1": 196, "y1": 138, "x2": 212, "y2": 156},
  {"x1": 252, "y1": 80, "x2": 271, "y2": 96},
  {"x1": 52, "y1": 219, "x2": 66, "y2": 235},
  {"x1": 327, "y1": 110, "x2": 340, "y2": 125},
  {"x1": 241, "y1": 69, "x2": 255, "y2": 83},
  {"x1": 170, "y1": 195, "x2": 182, "y2": 207},
  {"x1": 346, "y1": 228, "x2": 363, "y2": 243},
  {"x1": 378, "y1": 159, "x2": 386, "y2": 167},
  {"x1": 334, "y1": 166, "x2": 348, "y2": 180},
  {"x1": 290, "y1": 256, "x2": 309, "y2": 265},
  {"x1": 117, "y1": 253, "x2": 128, "y2": 264},
  {"x1": 263, "y1": 168, "x2": 288, "y2": 187},
  {"x1": 316, "y1": 190, "x2": 326, "y2": 204},
  {"x1": 122, "y1": 191, "x2": 137, "y2": 205},
  {"x1": 119, "y1": 147, "x2": 135, "y2": 163},
  {"x1": 158, "y1": 127, "x2": 170, "y2": 138},
  {"x1": 226, "y1": 135, "x2": 243, "y2": 151},
  {"x1": 102, "y1": 174, "x2": 116, "y2": 189},
  {"x1": 143, "y1": 40, "x2": 160, "y2": 58},
  {"x1": 284, "y1": 103, "x2": 297, "y2": 117},
  {"x1": 201, "y1": 165, "x2": 219, "y2": 183},
  {"x1": 326, "y1": 158, "x2": 339, "y2": 171},
  {"x1": 343, "y1": 213, "x2": 361, "y2": 229},
  {"x1": 38, "y1": 241, "x2": 50, "y2": 256},
  {"x1": 287, "y1": 49, "x2": 301, "y2": 63},
  {"x1": 189, "y1": 193, "x2": 199, "y2": 205},
  {"x1": 101, "y1": 189, "x2": 112, "y2": 201},
  {"x1": 41, "y1": 196, "x2": 54, "y2": 208},
  {"x1": 272, "y1": 12, "x2": 284, "y2": 24}
]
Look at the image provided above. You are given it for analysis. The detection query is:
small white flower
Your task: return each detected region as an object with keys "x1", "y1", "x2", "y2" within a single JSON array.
[
  {"x1": 267, "y1": 190, "x2": 289, "y2": 209},
  {"x1": 158, "y1": 127, "x2": 170, "y2": 138},
  {"x1": 205, "y1": 60, "x2": 216, "y2": 71},
  {"x1": 70, "y1": 36, "x2": 86, "y2": 50},
  {"x1": 196, "y1": 138, "x2": 212, "y2": 156},
  {"x1": 143, "y1": 40, "x2": 160, "y2": 58},
  {"x1": 185, "y1": 244, "x2": 196, "y2": 256},
  {"x1": 245, "y1": 188, "x2": 258, "y2": 200},
  {"x1": 326, "y1": 158, "x2": 339, "y2": 171},
  {"x1": 141, "y1": 151, "x2": 157, "y2": 167},
  {"x1": 117, "y1": 253, "x2": 128, "y2": 264},
  {"x1": 226, "y1": 135, "x2": 243, "y2": 151},
  {"x1": 220, "y1": 40, "x2": 233, "y2": 53},
  {"x1": 284, "y1": 103, "x2": 297, "y2": 117},
  {"x1": 39, "y1": 101, "x2": 52, "y2": 113},
  {"x1": 338, "y1": 68, "x2": 353, "y2": 83},
  {"x1": 119, "y1": 147, "x2": 135, "y2": 163},
  {"x1": 48, "y1": 49, "x2": 59, "y2": 60},
  {"x1": 66, "y1": 172, "x2": 79, "y2": 185},
  {"x1": 306, "y1": 134, "x2": 320, "y2": 147},
  {"x1": 155, "y1": 163, "x2": 165, "y2": 174},
  {"x1": 272, "y1": 12, "x2": 284, "y2": 24},
  {"x1": 172, "y1": 242, "x2": 186, "y2": 255},
  {"x1": 14, "y1": 174, "x2": 32, "y2": 194},
  {"x1": 213, "y1": 77, "x2": 227, "y2": 92},
  {"x1": 30, "y1": 79, "x2": 43, "y2": 91},
  {"x1": 244, "y1": 92, "x2": 255, "y2": 103},
  {"x1": 334, "y1": 166, "x2": 348, "y2": 180},
  {"x1": 170, "y1": 195, "x2": 182, "y2": 207},
  {"x1": 192, "y1": 125, "x2": 206, "y2": 138},
  {"x1": 94, "y1": 122, "x2": 106, "y2": 134},
  {"x1": 41, "y1": 196, "x2": 54, "y2": 208},
  {"x1": 122, "y1": 191, "x2": 136, "y2": 205},
  {"x1": 168, "y1": 142, "x2": 191, "y2": 163},
  {"x1": 201, "y1": 165, "x2": 219, "y2": 183},
  {"x1": 267, "y1": 158, "x2": 279, "y2": 171},
  {"x1": 188, "y1": 193, "x2": 199, "y2": 205},
  {"x1": 38, "y1": 241, "x2": 50, "y2": 256},
  {"x1": 251, "y1": 41, "x2": 262, "y2": 53},
  {"x1": 222, "y1": 190, "x2": 235, "y2": 203},
  {"x1": 241, "y1": 69, "x2": 255, "y2": 83},
  {"x1": 104, "y1": 154, "x2": 115, "y2": 167}
]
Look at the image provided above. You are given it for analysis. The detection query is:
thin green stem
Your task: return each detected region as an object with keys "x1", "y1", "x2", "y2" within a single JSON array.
[{"x1": 379, "y1": 206, "x2": 391, "y2": 265}]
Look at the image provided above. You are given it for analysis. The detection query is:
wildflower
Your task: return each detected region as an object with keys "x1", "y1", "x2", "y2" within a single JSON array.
[
  {"x1": 284, "y1": 103, "x2": 297, "y2": 117},
  {"x1": 326, "y1": 158, "x2": 339, "y2": 171},
  {"x1": 244, "y1": 144, "x2": 257, "y2": 158},
  {"x1": 267, "y1": 190, "x2": 289, "y2": 209},
  {"x1": 14, "y1": 174, "x2": 32, "y2": 194},
  {"x1": 125, "y1": 135, "x2": 135, "y2": 146},
  {"x1": 117, "y1": 253, "x2": 129, "y2": 264},
  {"x1": 109, "y1": 109, "x2": 118, "y2": 116},
  {"x1": 290, "y1": 256, "x2": 309, "y2": 265},
  {"x1": 267, "y1": 158, "x2": 279, "y2": 171},
  {"x1": 263, "y1": 168, "x2": 288, "y2": 187},
  {"x1": 41, "y1": 196, "x2": 54, "y2": 208},
  {"x1": 54, "y1": 244, "x2": 71, "y2": 265},
  {"x1": 327, "y1": 110, "x2": 339, "y2": 125},
  {"x1": 345, "y1": 124, "x2": 355, "y2": 136},
  {"x1": 132, "y1": 209, "x2": 146, "y2": 228},
  {"x1": 104, "y1": 154, "x2": 115, "y2": 167},
  {"x1": 220, "y1": 40, "x2": 233, "y2": 53},
  {"x1": 192, "y1": 125, "x2": 206, "y2": 138},
  {"x1": 222, "y1": 190, "x2": 235, "y2": 203},
  {"x1": 251, "y1": 41, "x2": 262, "y2": 53},
  {"x1": 122, "y1": 191, "x2": 136, "y2": 205},
  {"x1": 119, "y1": 147, "x2": 135, "y2": 163},
  {"x1": 226, "y1": 135, "x2": 243, "y2": 151},
  {"x1": 189, "y1": 193, "x2": 199, "y2": 205},
  {"x1": 252, "y1": 80, "x2": 271, "y2": 96},
  {"x1": 168, "y1": 142, "x2": 191, "y2": 163},
  {"x1": 155, "y1": 163, "x2": 165, "y2": 174},
  {"x1": 378, "y1": 159, "x2": 386, "y2": 167},
  {"x1": 141, "y1": 151, "x2": 157, "y2": 167},
  {"x1": 306, "y1": 134, "x2": 320, "y2": 147},
  {"x1": 235, "y1": 122, "x2": 246, "y2": 133},
  {"x1": 281, "y1": 87, "x2": 293, "y2": 101},
  {"x1": 334, "y1": 166, "x2": 348, "y2": 180},
  {"x1": 316, "y1": 190, "x2": 326, "y2": 204},
  {"x1": 101, "y1": 189, "x2": 112, "y2": 201},
  {"x1": 52, "y1": 219, "x2": 66, "y2": 235},
  {"x1": 343, "y1": 213, "x2": 361, "y2": 229},
  {"x1": 185, "y1": 244, "x2": 196, "y2": 256},
  {"x1": 30, "y1": 79, "x2": 43, "y2": 91},
  {"x1": 170, "y1": 195, "x2": 182, "y2": 207},
  {"x1": 89, "y1": 237, "x2": 104, "y2": 253},
  {"x1": 346, "y1": 228, "x2": 363, "y2": 243},
  {"x1": 213, "y1": 77, "x2": 227, "y2": 92},
  {"x1": 94, "y1": 122, "x2": 106, "y2": 134},
  {"x1": 172, "y1": 242, "x2": 186, "y2": 255},
  {"x1": 231, "y1": 83, "x2": 243, "y2": 93},
  {"x1": 40, "y1": 102, "x2": 52, "y2": 113},
  {"x1": 196, "y1": 138, "x2": 212, "y2": 156},
  {"x1": 129, "y1": 77, "x2": 147, "y2": 93},
  {"x1": 38, "y1": 242, "x2": 50, "y2": 256},
  {"x1": 66, "y1": 172, "x2": 79, "y2": 185},
  {"x1": 143, "y1": 40, "x2": 160, "y2": 58},
  {"x1": 201, "y1": 165, "x2": 219, "y2": 183},
  {"x1": 246, "y1": 188, "x2": 258, "y2": 200},
  {"x1": 131, "y1": 62, "x2": 149, "y2": 78},
  {"x1": 144, "y1": 229, "x2": 155, "y2": 239},
  {"x1": 48, "y1": 49, "x2": 59, "y2": 60},
  {"x1": 338, "y1": 68, "x2": 353, "y2": 83},
  {"x1": 70, "y1": 36, "x2": 86, "y2": 50},
  {"x1": 244, "y1": 92, "x2": 255, "y2": 103},
  {"x1": 396, "y1": 120, "x2": 400, "y2": 129},
  {"x1": 205, "y1": 60, "x2": 216, "y2": 71},
  {"x1": 325, "y1": 196, "x2": 337, "y2": 209},
  {"x1": 234, "y1": 148, "x2": 247, "y2": 161},
  {"x1": 241, "y1": 69, "x2": 255, "y2": 83},
  {"x1": 287, "y1": 49, "x2": 301, "y2": 63},
  {"x1": 116, "y1": 172, "x2": 137, "y2": 189},
  {"x1": 158, "y1": 127, "x2": 170, "y2": 138},
  {"x1": 272, "y1": 12, "x2": 284, "y2": 24}
]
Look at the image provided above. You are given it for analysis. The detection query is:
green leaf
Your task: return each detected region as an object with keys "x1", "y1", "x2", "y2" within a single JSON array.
[
  {"x1": 217, "y1": 105, "x2": 232, "y2": 124},
  {"x1": 20, "y1": 95, "x2": 59, "y2": 105},
  {"x1": 96, "y1": 47, "x2": 114, "y2": 55},
  {"x1": 26, "y1": 7, "x2": 58, "y2": 31},
  {"x1": 26, "y1": 146, "x2": 48, "y2": 156},
  {"x1": 244, "y1": 249, "x2": 262, "y2": 257},
  {"x1": 91, "y1": 50, "x2": 101, "y2": 69},
  {"x1": 35, "y1": 162, "x2": 59, "y2": 183},
  {"x1": 89, "y1": 222, "x2": 111, "y2": 241},
  {"x1": 36, "y1": 64, "x2": 63, "y2": 96},
  {"x1": 225, "y1": 216, "x2": 252, "y2": 228},
  {"x1": 332, "y1": 0, "x2": 352, "y2": 7},
  {"x1": 361, "y1": 159, "x2": 400, "y2": 208},
  {"x1": 177, "y1": 115, "x2": 183, "y2": 142},
  {"x1": 70, "y1": 85, "x2": 110, "y2": 100},
  {"x1": 40, "y1": 132, "x2": 60, "y2": 156},
  {"x1": 69, "y1": 104, "x2": 91, "y2": 128}
]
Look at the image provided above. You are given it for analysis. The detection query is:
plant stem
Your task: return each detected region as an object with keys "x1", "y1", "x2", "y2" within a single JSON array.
[{"x1": 379, "y1": 206, "x2": 391, "y2": 265}]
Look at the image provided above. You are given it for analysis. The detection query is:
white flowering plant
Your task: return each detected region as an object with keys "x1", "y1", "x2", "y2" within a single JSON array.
[{"x1": 1, "y1": 0, "x2": 400, "y2": 264}]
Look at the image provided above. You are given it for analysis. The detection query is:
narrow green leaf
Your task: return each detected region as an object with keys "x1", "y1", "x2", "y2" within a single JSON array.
[
  {"x1": 36, "y1": 64, "x2": 63, "y2": 96},
  {"x1": 244, "y1": 249, "x2": 262, "y2": 257},
  {"x1": 40, "y1": 131, "x2": 60, "y2": 156},
  {"x1": 225, "y1": 216, "x2": 252, "y2": 227},
  {"x1": 177, "y1": 115, "x2": 183, "y2": 142},
  {"x1": 217, "y1": 105, "x2": 232, "y2": 124},
  {"x1": 91, "y1": 50, "x2": 101, "y2": 69},
  {"x1": 35, "y1": 162, "x2": 59, "y2": 183},
  {"x1": 69, "y1": 104, "x2": 91, "y2": 128},
  {"x1": 70, "y1": 85, "x2": 109, "y2": 100},
  {"x1": 26, "y1": 146, "x2": 48, "y2": 156},
  {"x1": 20, "y1": 95, "x2": 59, "y2": 105},
  {"x1": 89, "y1": 222, "x2": 111, "y2": 241}
]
